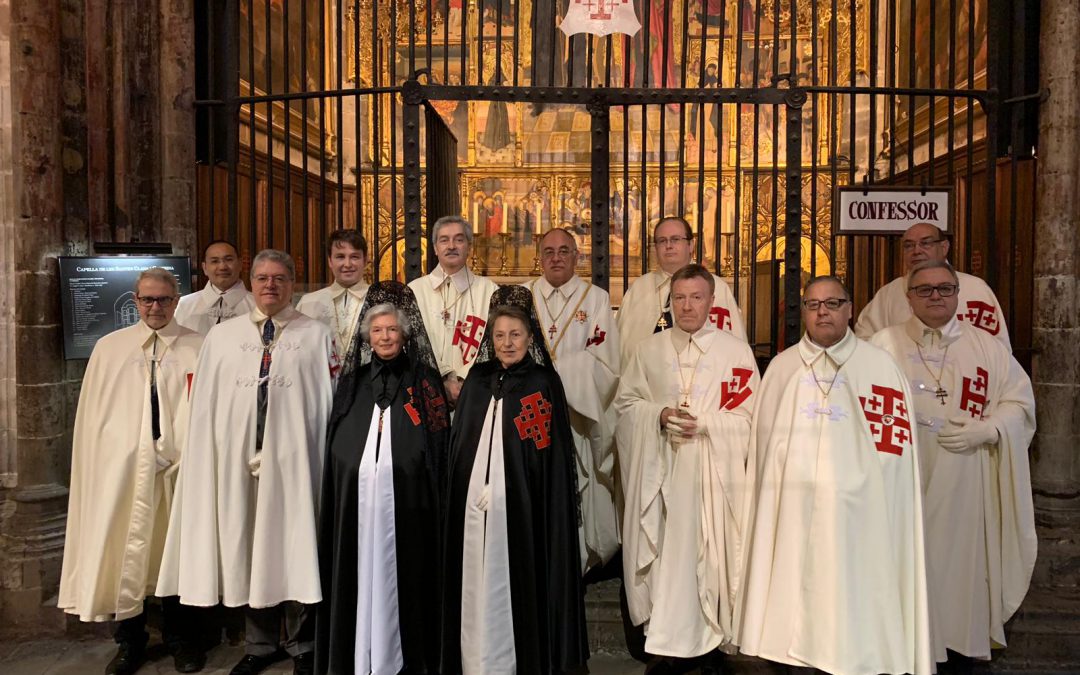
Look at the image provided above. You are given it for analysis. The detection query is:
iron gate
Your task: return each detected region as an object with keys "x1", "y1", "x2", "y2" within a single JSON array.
[{"x1": 196, "y1": 0, "x2": 1035, "y2": 358}]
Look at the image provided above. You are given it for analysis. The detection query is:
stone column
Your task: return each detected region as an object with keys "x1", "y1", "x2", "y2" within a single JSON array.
[{"x1": 1033, "y1": 0, "x2": 1080, "y2": 521}]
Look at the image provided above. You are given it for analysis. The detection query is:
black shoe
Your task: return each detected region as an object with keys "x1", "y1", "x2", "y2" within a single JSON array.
[
  {"x1": 229, "y1": 650, "x2": 287, "y2": 675},
  {"x1": 105, "y1": 644, "x2": 146, "y2": 675},
  {"x1": 292, "y1": 651, "x2": 314, "y2": 675},
  {"x1": 173, "y1": 644, "x2": 207, "y2": 673}
]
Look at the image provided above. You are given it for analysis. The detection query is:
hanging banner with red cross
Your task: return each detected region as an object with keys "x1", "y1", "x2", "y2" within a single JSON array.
[
  {"x1": 958, "y1": 300, "x2": 1001, "y2": 336},
  {"x1": 514, "y1": 392, "x2": 553, "y2": 450},
  {"x1": 859, "y1": 384, "x2": 913, "y2": 456},
  {"x1": 709, "y1": 306, "x2": 733, "y2": 332},
  {"x1": 959, "y1": 366, "x2": 989, "y2": 419},
  {"x1": 453, "y1": 314, "x2": 486, "y2": 366},
  {"x1": 719, "y1": 367, "x2": 754, "y2": 410},
  {"x1": 560, "y1": 0, "x2": 641, "y2": 37}
]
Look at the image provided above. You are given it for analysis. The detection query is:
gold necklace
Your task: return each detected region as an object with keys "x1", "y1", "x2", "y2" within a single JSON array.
[
  {"x1": 440, "y1": 271, "x2": 473, "y2": 325},
  {"x1": 676, "y1": 340, "x2": 704, "y2": 408},
  {"x1": 810, "y1": 356, "x2": 841, "y2": 414},
  {"x1": 541, "y1": 284, "x2": 577, "y2": 341},
  {"x1": 914, "y1": 340, "x2": 950, "y2": 405}
]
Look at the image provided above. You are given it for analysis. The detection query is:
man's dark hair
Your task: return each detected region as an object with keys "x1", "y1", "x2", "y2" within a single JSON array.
[
  {"x1": 326, "y1": 229, "x2": 369, "y2": 257},
  {"x1": 802, "y1": 275, "x2": 851, "y2": 301},
  {"x1": 654, "y1": 216, "x2": 694, "y2": 241},
  {"x1": 201, "y1": 239, "x2": 239, "y2": 261},
  {"x1": 670, "y1": 263, "x2": 716, "y2": 296}
]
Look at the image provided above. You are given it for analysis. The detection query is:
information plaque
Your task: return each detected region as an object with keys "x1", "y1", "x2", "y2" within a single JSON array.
[{"x1": 58, "y1": 256, "x2": 192, "y2": 360}]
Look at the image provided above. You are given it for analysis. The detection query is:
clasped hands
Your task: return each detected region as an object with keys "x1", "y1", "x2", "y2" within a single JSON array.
[{"x1": 660, "y1": 407, "x2": 708, "y2": 442}]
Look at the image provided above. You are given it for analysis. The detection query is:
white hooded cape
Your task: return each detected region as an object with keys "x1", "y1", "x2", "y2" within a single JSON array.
[
  {"x1": 157, "y1": 307, "x2": 334, "y2": 608},
  {"x1": 735, "y1": 330, "x2": 932, "y2": 675},
  {"x1": 615, "y1": 325, "x2": 758, "y2": 658},
  {"x1": 871, "y1": 316, "x2": 1036, "y2": 660},
  {"x1": 408, "y1": 266, "x2": 498, "y2": 381},
  {"x1": 174, "y1": 280, "x2": 256, "y2": 336},
  {"x1": 59, "y1": 320, "x2": 202, "y2": 621}
]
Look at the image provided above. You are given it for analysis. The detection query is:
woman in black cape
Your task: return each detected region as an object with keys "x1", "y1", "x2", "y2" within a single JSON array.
[
  {"x1": 442, "y1": 285, "x2": 589, "y2": 675},
  {"x1": 316, "y1": 281, "x2": 449, "y2": 675}
]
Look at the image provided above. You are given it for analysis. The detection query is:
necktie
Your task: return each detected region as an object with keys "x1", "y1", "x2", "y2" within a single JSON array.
[
  {"x1": 215, "y1": 295, "x2": 225, "y2": 324},
  {"x1": 256, "y1": 319, "x2": 275, "y2": 450},
  {"x1": 150, "y1": 333, "x2": 161, "y2": 440}
]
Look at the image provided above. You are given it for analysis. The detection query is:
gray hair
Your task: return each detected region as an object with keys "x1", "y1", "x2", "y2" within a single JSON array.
[
  {"x1": 358, "y1": 303, "x2": 412, "y2": 343},
  {"x1": 802, "y1": 275, "x2": 851, "y2": 301},
  {"x1": 906, "y1": 259, "x2": 959, "y2": 287},
  {"x1": 135, "y1": 267, "x2": 179, "y2": 296},
  {"x1": 430, "y1": 215, "x2": 474, "y2": 246},
  {"x1": 250, "y1": 249, "x2": 296, "y2": 280}
]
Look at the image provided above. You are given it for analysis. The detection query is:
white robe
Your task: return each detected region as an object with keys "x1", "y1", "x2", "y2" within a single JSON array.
[
  {"x1": 296, "y1": 280, "x2": 369, "y2": 362},
  {"x1": 525, "y1": 275, "x2": 621, "y2": 571},
  {"x1": 615, "y1": 325, "x2": 758, "y2": 658},
  {"x1": 855, "y1": 272, "x2": 1011, "y2": 350},
  {"x1": 174, "y1": 281, "x2": 256, "y2": 336},
  {"x1": 736, "y1": 330, "x2": 932, "y2": 675},
  {"x1": 616, "y1": 270, "x2": 747, "y2": 369},
  {"x1": 59, "y1": 320, "x2": 202, "y2": 622},
  {"x1": 408, "y1": 266, "x2": 498, "y2": 381},
  {"x1": 870, "y1": 317, "x2": 1036, "y2": 661},
  {"x1": 157, "y1": 306, "x2": 334, "y2": 608}
]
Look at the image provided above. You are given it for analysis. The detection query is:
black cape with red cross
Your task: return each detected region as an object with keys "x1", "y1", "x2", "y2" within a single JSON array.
[
  {"x1": 441, "y1": 354, "x2": 588, "y2": 675},
  {"x1": 315, "y1": 354, "x2": 450, "y2": 675}
]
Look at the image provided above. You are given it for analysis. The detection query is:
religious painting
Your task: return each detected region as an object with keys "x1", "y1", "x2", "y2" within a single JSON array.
[{"x1": 239, "y1": 0, "x2": 335, "y2": 159}]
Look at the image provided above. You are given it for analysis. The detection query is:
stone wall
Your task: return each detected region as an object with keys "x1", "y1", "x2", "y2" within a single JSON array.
[{"x1": 0, "y1": 0, "x2": 195, "y2": 632}]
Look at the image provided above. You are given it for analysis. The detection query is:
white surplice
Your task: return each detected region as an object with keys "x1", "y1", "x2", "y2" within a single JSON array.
[
  {"x1": 871, "y1": 316, "x2": 1036, "y2": 661},
  {"x1": 525, "y1": 275, "x2": 621, "y2": 571},
  {"x1": 736, "y1": 329, "x2": 932, "y2": 675},
  {"x1": 460, "y1": 398, "x2": 516, "y2": 674},
  {"x1": 616, "y1": 270, "x2": 747, "y2": 368},
  {"x1": 174, "y1": 280, "x2": 255, "y2": 336},
  {"x1": 855, "y1": 272, "x2": 1011, "y2": 350},
  {"x1": 157, "y1": 306, "x2": 334, "y2": 608},
  {"x1": 408, "y1": 266, "x2": 498, "y2": 381},
  {"x1": 296, "y1": 280, "x2": 369, "y2": 362},
  {"x1": 353, "y1": 404, "x2": 404, "y2": 675},
  {"x1": 59, "y1": 320, "x2": 202, "y2": 622},
  {"x1": 615, "y1": 325, "x2": 758, "y2": 658}
]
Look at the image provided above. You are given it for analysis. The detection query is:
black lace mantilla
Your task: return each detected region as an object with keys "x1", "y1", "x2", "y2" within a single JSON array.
[{"x1": 474, "y1": 284, "x2": 555, "y2": 370}]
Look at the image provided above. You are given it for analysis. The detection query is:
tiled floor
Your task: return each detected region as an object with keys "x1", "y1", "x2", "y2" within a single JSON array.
[{"x1": 0, "y1": 638, "x2": 646, "y2": 675}]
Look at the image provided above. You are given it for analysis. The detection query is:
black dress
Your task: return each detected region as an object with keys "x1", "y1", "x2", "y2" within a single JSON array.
[
  {"x1": 441, "y1": 355, "x2": 589, "y2": 675},
  {"x1": 316, "y1": 353, "x2": 449, "y2": 675}
]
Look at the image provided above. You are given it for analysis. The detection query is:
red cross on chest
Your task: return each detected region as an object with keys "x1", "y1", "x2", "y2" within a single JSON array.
[
  {"x1": 514, "y1": 392, "x2": 553, "y2": 450},
  {"x1": 859, "y1": 384, "x2": 913, "y2": 456}
]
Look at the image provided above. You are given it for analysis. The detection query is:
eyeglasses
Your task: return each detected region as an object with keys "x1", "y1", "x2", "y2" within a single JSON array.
[
  {"x1": 541, "y1": 246, "x2": 577, "y2": 260},
  {"x1": 253, "y1": 274, "x2": 291, "y2": 285},
  {"x1": 136, "y1": 296, "x2": 176, "y2": 308},
  {"x1": 801, "y1": 297, "x2": 850, "y2": 311},
  {"x1": 654, "y1": 236, "x2": 690, "y2": 247},
  {"x1": 908, "y1": 283, "x2": 959, "y2": 298},
  {"x1": 901, "y1": 238, "x2": 945, "y2": 252}
]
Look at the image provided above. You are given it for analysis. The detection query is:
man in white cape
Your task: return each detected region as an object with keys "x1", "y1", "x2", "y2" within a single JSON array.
[
  {"x1": 870, "y1": 260, "x2": 1036, "y2": 670},
  {"x1": 408, "y1": 215, "x2": 498, "y2": 407},
  {"x1": 615, "y1": 264, "x2": 759, "y2": 671},
  {"x1": 736, "y1": 275, "x2": 932, "y2": 675},
  {"x1": 616, "y1": 216, "x2": 746, "y2": 369},
  {"x1": 524, "y1": 227, "x2": 620, "y2": 572},
  {"x1": 854, "y1": 222, "x2": 1010, "y2": 350},
  {"x1": 158, "y1": 249, "x2": 335, "y2": 675},
  {"x1": 174, "y1": 240, "x2": 256, "y2": 335},
  {"x1": 296, "y1": 228, "x2": 369, "y2": 361},
  {"x1": 59, "y1": 268, "x2": 206, "y2": 675}
]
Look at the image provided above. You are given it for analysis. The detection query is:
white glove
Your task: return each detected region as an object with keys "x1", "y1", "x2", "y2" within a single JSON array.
[
  {"x1": 474, "y1": 484, "x2": 492, "y2": 512},
  {"x1": 154, "y1": 453, "x2": 172, "y2": 472},
  {"x1": 665, "y1": 414, "x2": 706, "y2": 440},
  {"x1": 248, "y1": 452, "x2": 263, "y2": 478},
  {"x1": 938, "y1": 415, "x2": 998, "y2": 453}
]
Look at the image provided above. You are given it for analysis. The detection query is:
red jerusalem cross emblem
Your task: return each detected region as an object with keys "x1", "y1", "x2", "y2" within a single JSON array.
[
  {"x1": 708, "y1": 306, "x2": 733, "y2": 332},
  {"x1": 514, "y1": 392, "x2": 553, "y2": 450},
  {"x1": 959, "y1": 366, "x2": 990, "y2": 419},
  {"x1": 859, "y1": 385, "x2": 913, "y2": 456},
  {"x1": 959, "y1": 300, "x2": 1001, "y2": 336},
  {"x1": 586, "y1": 325, "x2": 606, "y2": 347},
  {"x1": 719, "y1": 367, "x2": 754, "y2": 410},
  {"x1": 452, "y1": 314, "x2": 486, "y2": 366}
]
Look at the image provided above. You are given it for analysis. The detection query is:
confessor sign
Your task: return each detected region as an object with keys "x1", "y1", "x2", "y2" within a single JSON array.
[
  {"x1": 560, "y1": 0, "x2": 641, "y2": 37},
  {"x1": 835, "y1": 186, "x2": 954, "y2": 235}
]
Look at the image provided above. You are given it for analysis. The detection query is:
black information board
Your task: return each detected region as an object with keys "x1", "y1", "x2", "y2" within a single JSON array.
[{"x1": 58, "y1": 256, "x2": 193, "y2": 360}]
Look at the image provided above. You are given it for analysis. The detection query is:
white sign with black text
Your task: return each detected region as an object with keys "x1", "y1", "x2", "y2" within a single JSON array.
[{"x1": 836, "y1": 186, "x2": 952, "y2": 235}]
